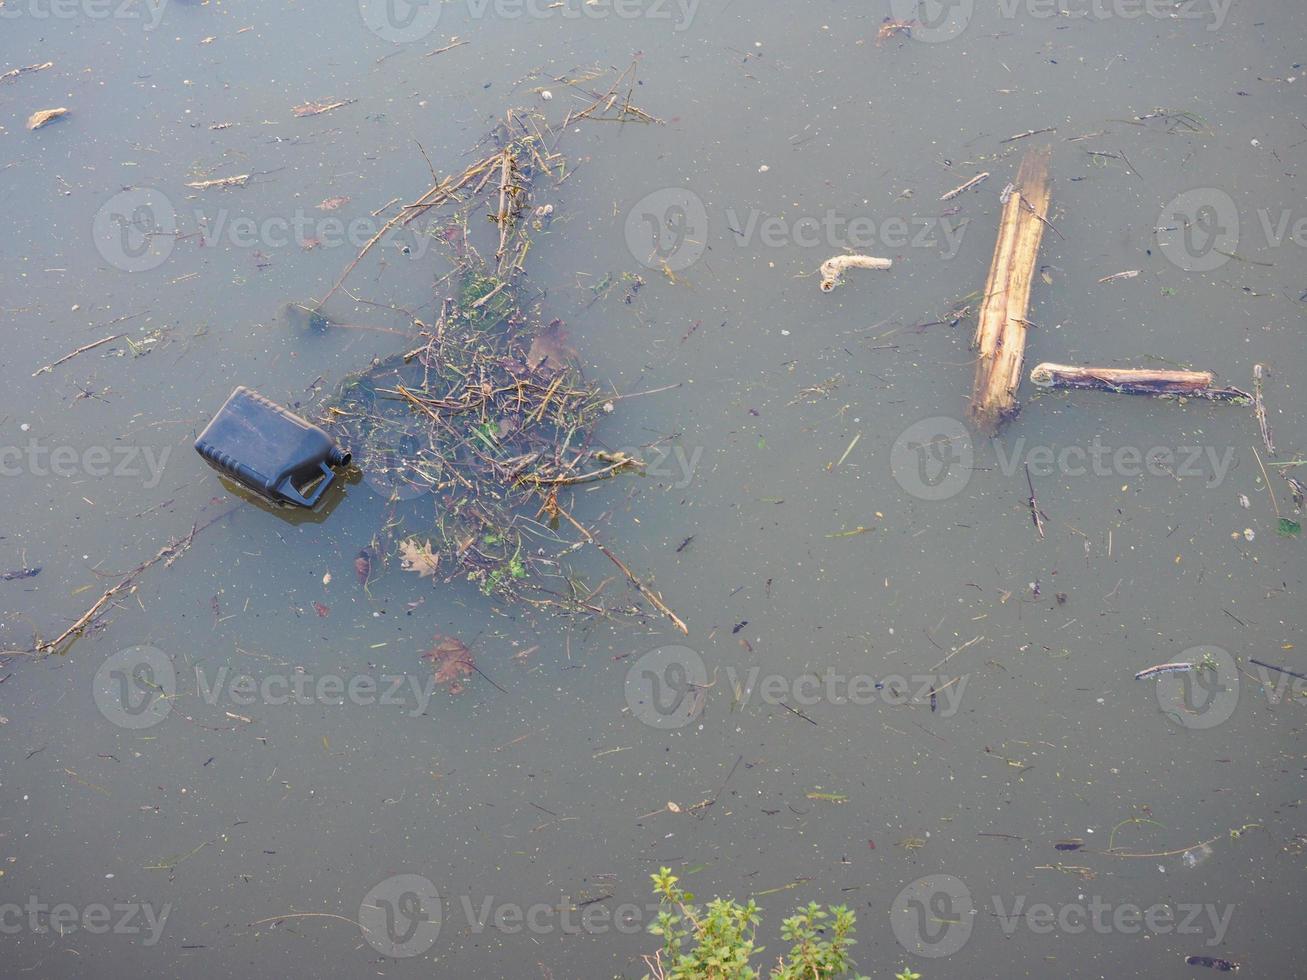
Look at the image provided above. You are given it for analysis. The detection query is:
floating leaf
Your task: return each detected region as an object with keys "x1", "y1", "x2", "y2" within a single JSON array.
[
  {"x1": 317, "y1": 196, "x2": 350, "y2": 211},
  {"x1": 354, "y1": 549, "x2": 372, "y2": 585},
  {"x1": 399, "y1": 538, "x2": 440, "y2": 579},
  {"x1": 421, "y1": 634, "x2": 474, "y2": 694},
  {"x1": 1277, "y1": 518, "x2": 1301, "y2": 538},
  {"x1": 526, "y1": 321, "x2": 575, "y2": 374}
]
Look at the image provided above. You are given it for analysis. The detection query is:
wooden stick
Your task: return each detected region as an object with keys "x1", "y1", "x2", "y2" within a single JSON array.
[
  {"x1": 1253, "y1": 363, "x2": 1275, "y2": 454},
  {"x1": 549, "y1": 499, "x2": 688, "y2": 635},
  {"x1": 35, "y1": 507, "x2": 236, "y2": 655},
  {"x1": 1029, "y1": 362, "x2": 1251, "y2": 402},
  {"x1": 939, "y1": 172, "x2": 989, "y2": 201},
  {"x1": 32, "y1": 333, "x2": 125, "y2": 377},
  {"x1": 1252, "y1": 445, "x2": 1280, "y2": 520},
  {"x1": 494, "y1": 148, "x2": 514, "y2": 271},
  {"x1": 969, "y1": 146, "x2": 1053, "y2": 433},
  {"x1": 1024, "y1": 463, "x2": 1046, "y2": 539}
]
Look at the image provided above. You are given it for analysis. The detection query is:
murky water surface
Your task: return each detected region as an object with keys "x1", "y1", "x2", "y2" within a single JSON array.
[{"x1": 2, "y1": 1, "x2": 1304, "y2": 977}]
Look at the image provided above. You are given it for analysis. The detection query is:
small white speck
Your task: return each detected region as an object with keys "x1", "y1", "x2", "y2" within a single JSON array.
[{"x1": 758, "y1": 164, "x2": 769, "y2": 173}]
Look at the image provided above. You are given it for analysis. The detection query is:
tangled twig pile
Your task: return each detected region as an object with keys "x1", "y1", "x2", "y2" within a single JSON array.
[{"x1": 317, "y1": 77, "x2": 686, "y2": 632}]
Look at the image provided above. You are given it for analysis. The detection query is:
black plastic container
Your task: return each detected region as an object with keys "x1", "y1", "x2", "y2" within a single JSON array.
[{"x1": 195, "y1": 387, "x2": 351, "y2": 508}]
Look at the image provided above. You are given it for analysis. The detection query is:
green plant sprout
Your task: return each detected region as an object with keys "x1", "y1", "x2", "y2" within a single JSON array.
[{"x1": 643, "y1": 868, "x2": 871, "y2": 980}]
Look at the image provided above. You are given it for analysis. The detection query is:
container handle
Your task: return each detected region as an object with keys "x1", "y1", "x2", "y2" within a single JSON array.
[{"x1": 277, "y1": 462, "x2": 335, "y2": 508}]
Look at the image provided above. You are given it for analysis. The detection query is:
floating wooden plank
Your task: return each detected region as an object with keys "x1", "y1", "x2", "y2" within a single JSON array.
[
  {"x1": 1029, "y1": 362, "x2": 1251, "y2": 402},
  {"x1": 969, "y1": 146, "x2": 1052, "y2": 433}
]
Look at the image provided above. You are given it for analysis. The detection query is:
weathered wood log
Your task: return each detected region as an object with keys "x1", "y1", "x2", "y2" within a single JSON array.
[
  {"x1": 969, "y1": 146, "x2": 1053, "y2": 434},
  {"x1": 1029, "y1": 362, "x2": 1251, "y2": 402}
]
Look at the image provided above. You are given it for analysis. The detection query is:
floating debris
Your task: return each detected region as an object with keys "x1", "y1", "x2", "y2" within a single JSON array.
[
  {"x1": 818, "y1": 254, "x2": 892, "y2": 292},
  {"x1": 26, "y1": 107, "x2": 69, "y2": 130},
  {"x1": 185, "y1": 174, "x2": 251, "y2": 190},
  {"x1": 939, "y1": 172, "x2": 989, "y2": 201},
  {"x1": 1134, "y1": 661, "x2": 1197, "y2": 681},
  {"x1": 1186, "y1": 955, "x2": 1239, "y2": 971},
  {"x1": 421, "y1": 634, "x2": 475, "y2": 695},
  {"x1": 292, "y1": 98, "x2": 356, "y2": 117}
]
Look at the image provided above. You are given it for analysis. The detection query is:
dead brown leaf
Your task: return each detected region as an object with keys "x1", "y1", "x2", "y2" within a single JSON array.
[
  {"x1": 399, "y1": 538, "x2": 440, "y2": 580},
  {"x1": 421, "y1": 634, "x2": 474, "y2": 694},
  {"x1": 526, "y1": 321, "x2": 576, "y2": 373},
  {"x1": 317, "y1": 196, "x2": 350, "y2": 211},
  {"x1": 876, "y1": 18, "x2": 914, "y2": 44}
]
